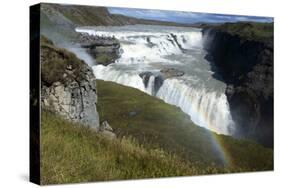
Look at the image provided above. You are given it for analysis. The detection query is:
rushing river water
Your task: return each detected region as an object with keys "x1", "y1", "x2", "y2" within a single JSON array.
[{"x1": 76, "y1": 24, "x2": 235, "y2": 135}]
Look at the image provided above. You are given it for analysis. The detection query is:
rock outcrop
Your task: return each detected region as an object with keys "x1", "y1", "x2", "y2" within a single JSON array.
[
  {"x1": 139, "y1": 68, "x2": 184, "y2": 95},
  {"x1": 40, "y1": 36, "x2": 100, "y2": 129},
  {"x1": 139, "y1": 71, "x2": 164, "y2": 95},
  {"x1": 160, "y1": 68, "x2": 185, "y2": 78},
  {"x1": 78, "y1": 33, "x2": 120, "y2": 66},
  {"x1": 203, "y1": 22, "x2": 273, "y2": 147}
]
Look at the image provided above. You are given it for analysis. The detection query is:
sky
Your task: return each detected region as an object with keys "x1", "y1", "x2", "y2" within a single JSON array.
[{"x1": 108, "y1": 7, "x2": 273, "y2": 24}]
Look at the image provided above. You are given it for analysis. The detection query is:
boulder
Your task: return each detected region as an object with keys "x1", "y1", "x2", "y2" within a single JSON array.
[
  {"x1": 100, "y1": 130, "x2": 116, "y2": 140},
  {"x1": 99, "y1": 120, "x2": 113, "y2": 132},
  {"x1": 99, "y1": 120, "x2": 116, "y2": 139}
]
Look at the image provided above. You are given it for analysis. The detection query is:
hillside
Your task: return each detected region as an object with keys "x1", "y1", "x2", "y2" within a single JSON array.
[
  {"x1": 40, "y1": 79, "x2": 273, "y2": 184},
  {"x1": 41, "y1": 3, "x2": 193, "y2": 27},
  {"x1": 96, "y1": 80, "x2": 273, "y2": 170},
  {"x1": 40, "y1": 3, "x2": 192, "y2": 44},
  {"x1": 41, "y1": 110, "x2": 218, "y2": 184}
]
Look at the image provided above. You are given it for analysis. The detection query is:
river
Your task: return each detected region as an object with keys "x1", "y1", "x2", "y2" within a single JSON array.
[{"x1": 76, "y1": 24, "x2": 235, "y2": 135}]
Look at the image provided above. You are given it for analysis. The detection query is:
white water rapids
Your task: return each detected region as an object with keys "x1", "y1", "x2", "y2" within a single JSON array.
[{"x1": 76, "y1": 24, "x2": 235, "y2": 135}]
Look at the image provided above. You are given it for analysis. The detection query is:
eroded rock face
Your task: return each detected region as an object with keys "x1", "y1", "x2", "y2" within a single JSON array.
[
  {"x1": 139, "y1": 72, "x2": 153, "y2": 88},
  {"x1": 202, "y1": 24, "x2": 273, "y2": 147},
  {"x1": 139, "y1": 68, "x2": 183, "y2": 96},
  {"x1": 41, "y1": 75, "x2": 99, "y2": 128},
  {"x1": 41, "y1": 36, "x2": 100, "y2": 129},
  {"x1": 139, "y1": 72, "x2": 164, "y2": 95}
]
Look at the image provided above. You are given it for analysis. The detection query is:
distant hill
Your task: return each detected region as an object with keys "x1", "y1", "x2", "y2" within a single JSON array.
[
  {"x1": 40, "y1": 3, "x2": 195, "y2": 45},
  {"x1": 41, "y1": 3, "x2": 194, "y2": 27}
]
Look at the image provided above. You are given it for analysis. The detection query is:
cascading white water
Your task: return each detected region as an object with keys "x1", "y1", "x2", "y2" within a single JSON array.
[
  {"x1": 146, "y1": 75, "x2": 156, "y2": 95},
  {"x1": 93, "y1": 65, "x2": 146, "y2": 92},
  {"x1": 156, "y1": 79, "x2": 234, "y2": 134},
  {"x1": 76, "y1": 24, "x2": 235, "y2": 135}
]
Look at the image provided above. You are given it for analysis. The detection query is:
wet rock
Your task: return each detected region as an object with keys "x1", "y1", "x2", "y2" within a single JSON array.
[
  {"x1": 139, "y1": 72, "x2": 153, "y2": 88},
  {"x1": 225, "y1": 85, "x2": 234, "y2": 96},
  {"x1": 139, "y1": 72, "x2": 164, "y2": 95},
  {"x1": 154, "y1": 75, "x2": 164, "y2": 93},
  {"x1": 160, "y1": 68, "x2": 185, "y2": 78}
]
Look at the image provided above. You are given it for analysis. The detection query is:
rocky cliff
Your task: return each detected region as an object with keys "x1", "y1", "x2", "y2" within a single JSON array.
[
  {"x1": 203, "y1": 22, "x2": 273, "y2": 147},
  {"x1": 78, "y1": 33, "x2": 120, "y2": 65},
  {"x1": 40, "y1": 36, "x2": 100, "y2": 128}
]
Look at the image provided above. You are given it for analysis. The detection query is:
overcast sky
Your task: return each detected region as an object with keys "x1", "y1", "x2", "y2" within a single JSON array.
[{"x1": 108, "y1": 7, "x2": 273, "y2": 24}]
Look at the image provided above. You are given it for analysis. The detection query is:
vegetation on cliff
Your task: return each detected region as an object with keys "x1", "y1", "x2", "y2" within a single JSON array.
[
  {"x1": 206, "y1": 22, "x2": 273, "y2": 44},
  {"x1": 40, "y1": 35, "x2": 88, "y2": 86},
  {"x1": 40, "y1": 36, "x2": 100, "y2": 128}
]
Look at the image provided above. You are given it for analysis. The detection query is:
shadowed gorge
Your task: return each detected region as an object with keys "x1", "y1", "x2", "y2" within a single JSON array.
[{"x1": 202, "y1": 22, "x2": 273, "y2": 147}]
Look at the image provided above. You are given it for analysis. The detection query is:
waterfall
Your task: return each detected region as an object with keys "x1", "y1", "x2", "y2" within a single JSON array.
[
  {"x1": 156, "y1": 79, "x2": 235, "y2": 135},
  {"x1": 146, "y1": 75, "x2": 156, "y2": 95},
  {"x1": 93, "y1": 65, "x2": 146, "y2": 92},
  {"x1": 76, "y1": 26, "x2": 203, "y2": 65},
  {"x1": 76, "y1": 25, "x2": 235, "y2": 135}
]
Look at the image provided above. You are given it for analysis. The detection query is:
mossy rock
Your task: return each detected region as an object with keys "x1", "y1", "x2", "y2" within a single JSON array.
[{"x1": 40, "y1": 35, "x2": 89, "y2": 86}]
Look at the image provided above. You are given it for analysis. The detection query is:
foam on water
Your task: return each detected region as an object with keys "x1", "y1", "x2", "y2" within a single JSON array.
[{"x1": 77, "y1": 24, "x2": 235, "y2": 135}]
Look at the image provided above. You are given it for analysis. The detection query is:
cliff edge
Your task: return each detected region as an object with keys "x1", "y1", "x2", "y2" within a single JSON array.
[
  {"x1": 40, "y1": 36, "x2": 100, "y2": 128},
  {"x1": 203, "y1": 22, "x2": 273, "y2": 147}
]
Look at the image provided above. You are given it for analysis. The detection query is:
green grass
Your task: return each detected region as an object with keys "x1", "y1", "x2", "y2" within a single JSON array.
[
  {"x1": 41, "y1": 81, "x2": 273, "y2": 184},
  {"x1": 96, "y1": 80, "x2": 273, "y2": 170},
  {"x1": 212, "y1": 22, "x2": 273, "y2": 43},
  {"x1": 40, "y1": 36, "x2": 87, "y2": 86},
  {"x1": 41, "y1": 110, "x2": 224, "y2": 184}
]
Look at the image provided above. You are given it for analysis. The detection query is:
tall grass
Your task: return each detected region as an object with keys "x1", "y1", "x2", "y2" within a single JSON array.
[{"x1": 41, "y1": 110, "x2": 226, "y2": 184}]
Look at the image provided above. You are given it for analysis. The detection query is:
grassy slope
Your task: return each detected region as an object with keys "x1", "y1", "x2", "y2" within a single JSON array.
[
  {"x1": 96, "y1": 80, "x2": 273, "y2": 170},
  {"x1": 41, "y1": 111, "x2": 220, "y2": 184},
  {"x1": 40, "y1": 80, "x2": 273, "y2": 184}
]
